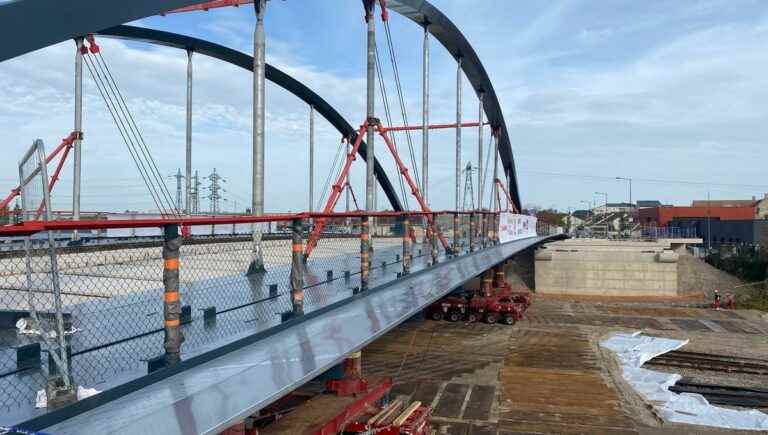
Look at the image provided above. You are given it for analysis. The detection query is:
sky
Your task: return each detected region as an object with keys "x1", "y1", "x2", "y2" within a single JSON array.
[{"x1": 2, "y1": 0, "x2": 768, "y2": 214}]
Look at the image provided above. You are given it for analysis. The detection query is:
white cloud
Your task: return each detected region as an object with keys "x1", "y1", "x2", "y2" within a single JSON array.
[{"x1": 2, "y1": 1, "x2": 767, "y2": 214}]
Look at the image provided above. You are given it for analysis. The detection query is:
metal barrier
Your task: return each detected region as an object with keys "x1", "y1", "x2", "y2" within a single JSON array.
[
  {"x1": 0, "y1": 210, "x2": 545, "y2": 415},
  {"x1": 639, "y1": 226, "x2": 698, "y2": 240}
]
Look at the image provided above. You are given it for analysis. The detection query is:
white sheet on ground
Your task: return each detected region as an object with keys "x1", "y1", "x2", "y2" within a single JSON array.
[{"x1": 601, "y1": 331, "x2": 768, "y2": 431}]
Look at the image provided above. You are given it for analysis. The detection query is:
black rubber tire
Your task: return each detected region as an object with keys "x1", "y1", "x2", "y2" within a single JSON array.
[
  {"x1": 431, "y1": 311, "x2": 443, "y2": 321},
  {"x1": 502, "y1": 314, "x2": 515, "y2": 325},
  {"x1": 485, "y1": 312, "x2": 498, "y2": 324},
  {"x1": 448, "y1": 311, "x2": 461, "y2": 322},
  {"x1": 467, "y1": 312, "x2": 478, "y2": 323}
]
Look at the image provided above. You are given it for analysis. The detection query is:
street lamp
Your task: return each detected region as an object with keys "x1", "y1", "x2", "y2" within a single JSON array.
[
  {"x1": 595, "y1": 192, "x2": 608, "y2": 214},
  {"x1": 615, "y1": 177, "x2": 632, "y2": 209}
]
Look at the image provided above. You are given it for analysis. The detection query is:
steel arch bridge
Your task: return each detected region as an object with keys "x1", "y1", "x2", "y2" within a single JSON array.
[
  {"x1": 0, "y1": 0, "x2": 521, "y2": 210},
  {"x1": 0, "y1": 1, "x2": 543, "y2": 433}
]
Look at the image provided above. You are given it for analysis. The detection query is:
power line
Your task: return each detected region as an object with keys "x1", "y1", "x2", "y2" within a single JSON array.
[{"x1": 520, "y1": 170, "x2": 768, "y2": 189}]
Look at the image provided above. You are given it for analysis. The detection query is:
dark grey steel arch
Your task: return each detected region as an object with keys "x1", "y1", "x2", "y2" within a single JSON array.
[
  {"x1": 0, "y1": 0, "x2": 520, "y2": 209},
  {"x1": 98, "y1": 25, "x2": 403, "y2": 211},
  {"x1": 386, "y1": 0, "x2": 521, "y2": 210}
]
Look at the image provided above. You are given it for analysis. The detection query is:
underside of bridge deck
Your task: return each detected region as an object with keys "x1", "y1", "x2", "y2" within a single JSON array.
[{"x1": 29, "y1": 236, "x2": 554, "y2": 434}]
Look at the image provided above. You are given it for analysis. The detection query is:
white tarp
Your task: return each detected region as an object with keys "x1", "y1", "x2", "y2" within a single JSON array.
[
  {"x1": 498, "y1": 213, "x2": 537, "y2": 243},
  {"x1": 601, "y1": 331, "x2": 768, "y2": 431}
]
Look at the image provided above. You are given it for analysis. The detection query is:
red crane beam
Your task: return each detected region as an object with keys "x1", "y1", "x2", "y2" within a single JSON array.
[{"x1": 381, "y1": 121, "x2": 488, "y2": 133}]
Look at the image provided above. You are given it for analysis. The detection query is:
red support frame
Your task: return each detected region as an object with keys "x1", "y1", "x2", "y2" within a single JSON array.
[
  {"x1": 316, "y1": 378, "x2": 393, "y2": 435},
  {"x1": 495, "y1": 178, "x2": 518, "y2": 213},
  {"x1": 1, "y1": 132, "x2": 78, "y2": 213},
  {"x1": 377, "y1": 127, "x2": 450, "y2": 251},
  {"x1": 304, "y1": 120, "x2": 451, "y2": 259},
  {"x1": 304, "y1": 123, "x2": 368, "y2": 258},
  {"x1": 345, "y1": 181, "x2": 360, "y2": 211}
]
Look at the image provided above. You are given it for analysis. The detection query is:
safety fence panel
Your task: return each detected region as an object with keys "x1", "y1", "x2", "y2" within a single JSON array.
[
  {"x1": 0, "y1": 210, "x2": 517, "y2": 417},
  {"x1": 303, "y1": 217, "x2": 363, "y2": 314}
]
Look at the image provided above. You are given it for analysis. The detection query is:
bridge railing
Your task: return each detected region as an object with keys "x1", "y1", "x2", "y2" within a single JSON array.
[{"x1": 0, "y1": 210, "x2": 545, "y2": 415}]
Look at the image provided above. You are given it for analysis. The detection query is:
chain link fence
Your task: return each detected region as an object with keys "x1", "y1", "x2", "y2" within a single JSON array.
[{"x1": 0, "y1": 209, "x2": 545, "y2": 417}]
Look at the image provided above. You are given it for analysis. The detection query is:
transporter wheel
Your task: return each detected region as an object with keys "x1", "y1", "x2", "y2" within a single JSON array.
[
  {"x1": 502, "y1": 314, "x2": 516, "y2": 325},
  {"x1": 485, "y1": 312, "x2": 498, "y2": 324},
  {"x1": 448, "y1": 311, "x2": 461, "y2": 322},
  {"x1": 431, "y1": 311, "x2": 443, "y2": 321},
  {"x1": 467, "y1": 312, "x2": 479, "y2": 323}
]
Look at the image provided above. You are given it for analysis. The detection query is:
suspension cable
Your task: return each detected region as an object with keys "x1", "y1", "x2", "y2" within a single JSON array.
[
  {"x1": 375, "y1": 47, "x2": 410, "y2": 208},
  {"x1": 81, "y1": 53, "x2": 170, "y2": 215},
  {"x1": 316, "y1": 138, "x2": 347, "y2": 211},
  {"x1": 89, "y1": 44, "x2": 179, "y2": 216},
  {"x1": 481, "y1": 129, "x2": 493, "y2": 210},
  {"x1": 383, "y1": 21, "x2": 421, "y2": 191}
]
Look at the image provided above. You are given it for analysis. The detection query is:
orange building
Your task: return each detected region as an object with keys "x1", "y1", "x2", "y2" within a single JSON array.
[{"x1": 639, "y1": 205, "x2": 757, "y2": 227}]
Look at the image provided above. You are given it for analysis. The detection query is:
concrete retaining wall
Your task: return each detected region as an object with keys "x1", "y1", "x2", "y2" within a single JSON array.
[{"x1": 535, "y1": 239, "x2": 679, "y2": 296}]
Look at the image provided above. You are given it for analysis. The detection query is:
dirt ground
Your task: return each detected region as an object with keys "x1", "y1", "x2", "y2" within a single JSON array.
[{"x1": 262, "y1": 292, "x2": 767, "y2": 435}]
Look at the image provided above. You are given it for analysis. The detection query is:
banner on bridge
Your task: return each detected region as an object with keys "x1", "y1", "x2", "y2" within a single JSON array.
[{"x1": 498, "y1": 212, "x2": 537, "y2": 243}]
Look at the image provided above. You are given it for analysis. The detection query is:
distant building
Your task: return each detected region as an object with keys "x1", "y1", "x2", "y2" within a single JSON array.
[
  {"x1": 571, "y1": 209, "x2": 592, "y2": 221},
  {"x1": 691, "y1": 199, "x2": 757, "y2": 208},
  {"x1": 564, "y1": 214, "x2": 585, "y2": 232},
  {"x1": 671, "y1": 218, "x2": 768, "y2": 247},
  {"x1": 636, "y1": 200, "x2": 661, "y2": 209},
  {"x1": 639, "y1": 205, "x2": 756, "y2": 227},
  {"x1": 690, "y1": 194, "x2": 768, "y2": 219},
  {"x1": 596, "y1": 202, "x2": 635, "y2": 214}
]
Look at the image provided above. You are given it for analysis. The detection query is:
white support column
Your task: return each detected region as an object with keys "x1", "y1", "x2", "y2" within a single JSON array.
[
  {"x1": 492, "y1": 130, "x2": 499, "y2": 211},
  {"x1": 185, "y1": 50, "x2": 193, "y2": 215},
  {"x1": 455, "y1": 57, "x2": 462, "y2": 211},
  {"x1": 364, "y1": 1, "x2": 376, "y2": 212},
  {"x1": 72, "y1": 37, "x2": 84, "y2": 240},
  {"x1": 421, "y1": 23, "x2": 430, "y2": 204},
  {"x1": 252, "y1": 0, "x2": 266, "y2": 217},
  {"x1": 248, "y1": 0, "x2": 267, "y2": 274},
  {"x1": 345, "y1": 139, "x2": 351, "y2": 212},
  {"x1": 477, "y1": 92, "x2": 484, "y2": 211},
  {"x1": 309, "y1": 105, "x2": 314, "y2": 212}
]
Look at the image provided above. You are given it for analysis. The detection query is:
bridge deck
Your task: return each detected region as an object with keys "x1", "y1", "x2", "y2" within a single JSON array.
[{"x1": 41, "y1": 237, "x2": 549, "y2": 434}]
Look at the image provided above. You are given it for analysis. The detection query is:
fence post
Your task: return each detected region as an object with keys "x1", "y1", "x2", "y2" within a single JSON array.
[
  {"x1": 402, "y1": 214, "x2": 411, "y2": 275},
  {"x1": 469, "y1": 212, "x2": 475, "y2": 252},
  {"x1": 163, "y1": 224, "x2": 183, "y2": 367},
  {"x1": 431, "y1": 213, "x2": 439, "y2": 265},
  {"x1": 290, "y1": 218, "x2": 304, "y2": 315},
  {"x1": 361, "y1": 215, "x2": 370, "y2": 291}
]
